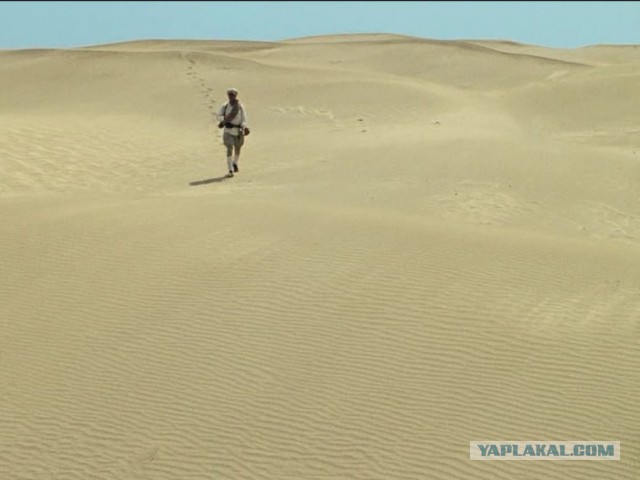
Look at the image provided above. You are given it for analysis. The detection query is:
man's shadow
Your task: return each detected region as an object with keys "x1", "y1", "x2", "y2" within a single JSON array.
[{"x1": 189, "y1": 175, "x2": 230, "y2": 186}]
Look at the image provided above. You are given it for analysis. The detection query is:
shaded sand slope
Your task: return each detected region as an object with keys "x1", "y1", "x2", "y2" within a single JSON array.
[{"x1": 1, "y1": 35, "x2": 640, "y2": 479}]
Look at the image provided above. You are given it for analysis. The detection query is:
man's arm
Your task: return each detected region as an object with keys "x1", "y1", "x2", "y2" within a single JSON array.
[
  {"x1": 241, "y1": 105, "x2": 250, "y2": 134},
  {"x1": 240, "y1": 105, "x2": 248, "y2": 128},
  {"x1": 217, "y1": 103, "x2": 227, "y2": 122}
]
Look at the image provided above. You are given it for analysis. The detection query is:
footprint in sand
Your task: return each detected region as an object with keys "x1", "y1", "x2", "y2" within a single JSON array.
[{"x1": 181, "y1": 53, "x2": 218, "y2": 123}]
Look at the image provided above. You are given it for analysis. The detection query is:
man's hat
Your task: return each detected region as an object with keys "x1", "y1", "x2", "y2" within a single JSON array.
[{"x1": 227, "y1": 88, "x2": 238, "y2": 95}]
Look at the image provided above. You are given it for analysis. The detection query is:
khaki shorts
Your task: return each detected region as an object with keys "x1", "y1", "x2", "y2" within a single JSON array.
[{"x1": 223, "y1": 132, "x2": 244, "y2": 149}]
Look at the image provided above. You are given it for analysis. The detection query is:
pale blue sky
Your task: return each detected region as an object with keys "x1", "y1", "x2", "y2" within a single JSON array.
[{"x1": 1, "y1": 1, "x2": 638, "y2": 50}]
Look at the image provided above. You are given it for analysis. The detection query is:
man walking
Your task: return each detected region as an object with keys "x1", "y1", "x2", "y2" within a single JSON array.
[{"x1": 217, "y1": 88, "x2": 250, "y2": 177}]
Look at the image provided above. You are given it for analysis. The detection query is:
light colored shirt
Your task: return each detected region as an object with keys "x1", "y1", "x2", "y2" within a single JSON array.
[{"x1": 217, "y1": 101, "x2": 248, "y2": 136}]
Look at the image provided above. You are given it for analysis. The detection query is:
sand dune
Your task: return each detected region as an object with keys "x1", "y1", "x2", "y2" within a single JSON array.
[{"x1": 1, "y1": 34, "x2": 639, "y2": 479}]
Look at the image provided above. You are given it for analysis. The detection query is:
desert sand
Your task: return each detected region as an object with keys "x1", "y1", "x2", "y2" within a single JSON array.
[{"x1": 1, "y1": 34, "x2": 639, "y2": 479}]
